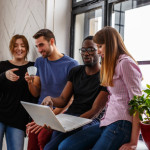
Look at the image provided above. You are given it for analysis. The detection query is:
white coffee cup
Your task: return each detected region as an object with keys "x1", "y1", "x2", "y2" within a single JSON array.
[{"x1": 27, "y1": 66, "x2": 37, "y2": 76}]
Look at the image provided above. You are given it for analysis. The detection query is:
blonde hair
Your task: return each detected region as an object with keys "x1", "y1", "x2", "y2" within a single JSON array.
[{"x1": 93, "y1": 26, "x2": 137, "y2": 86}]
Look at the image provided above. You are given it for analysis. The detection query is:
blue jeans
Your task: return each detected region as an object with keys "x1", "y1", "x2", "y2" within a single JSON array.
[
  {"x1": 44, "y1": 118, "x2": 99, "y2": 150},
  {"x1": 0, "y1": 122, "x2": 25, "y2": 150},
  {"x1": 59, "y1": 120, "x2": 132, "y2": 150}
]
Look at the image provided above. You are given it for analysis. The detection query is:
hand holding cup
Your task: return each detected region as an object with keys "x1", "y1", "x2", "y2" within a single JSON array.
[
  {"x1": 27, "y1": 66, "x2": 37, "y2": 76},
  {"x1": 25, "y1": 66, "x2": 37, "y2": 84}
]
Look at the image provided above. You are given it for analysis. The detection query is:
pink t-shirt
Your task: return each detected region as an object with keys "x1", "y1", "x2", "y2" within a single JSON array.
[{"x1": 100, "y1": 54, "x2": 142, "y2": 127}]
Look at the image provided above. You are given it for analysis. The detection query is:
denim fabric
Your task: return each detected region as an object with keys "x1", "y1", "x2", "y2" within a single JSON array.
[
  {"x1": 44, "y1": 127, "x2": 82, "y2": 150},
  {"x1": 58, "y1": 120, "x2": 132, "y2": 150},
  {"x1": 44, "y1": 118, "x2": 99, "y2": 150},
  {"x1": 0, "y1": 122, "x2": 25, "y2": 150},
  {"x1": 59, "y1": 123, "x2": 100, "y2": 150},
  {"x1": 92, "y1": 120, "x2": 132, "y2": 150}
]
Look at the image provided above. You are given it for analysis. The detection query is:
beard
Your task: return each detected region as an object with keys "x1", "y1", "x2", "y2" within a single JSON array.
[
  {"x1": 84, "y1": 61, "x2": 97, "y2": 67},
  {"x1": 83, "y1": 55, "x2": 99, "y2": 67}
]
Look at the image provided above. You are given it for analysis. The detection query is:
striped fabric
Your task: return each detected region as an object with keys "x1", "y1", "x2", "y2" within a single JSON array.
[{"x1": 100, "y1": 54, "x2": 142, "y2": 127}]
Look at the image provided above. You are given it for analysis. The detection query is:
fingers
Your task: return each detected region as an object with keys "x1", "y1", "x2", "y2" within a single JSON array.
[
  {"x1": 119, "y1": 144, "x2": 136, "y2": 150},
  {"x1": 26, "y1": 122, "x2": 50, "y2": 134},
  {"x1": 41, "y1": 96, "x2": 53, "y2": 108},
  {"x1": 11, "y1": 68, "x2": 19, "y2": 72},
  {"x1": 26, "y1": 121, "x2": 35, "y2": 127},
  {"x1": 30, "y1": 125, "x2": 43, "y2": 134},
  {"x1": 42, "y1": 101, "x2": 50, "y2": 106},
  {"x1": 26, "y1": 121, "x2": 43, "y2": 134},
  {"x1": 34, "y1": 126, "x2": 43, "y2": 134},
  {"x1": 25, "y1": 72, "x2": 34, "y2": 84},
  {"x1": 43, "y1": 124, "x2": 52, "y2": 131},
  {"x1": 5, "y1": 68, "x2": 19, "y2": 81},
  {"x1": 47, "y1": 126, "x2": 52, "y2": 131}
]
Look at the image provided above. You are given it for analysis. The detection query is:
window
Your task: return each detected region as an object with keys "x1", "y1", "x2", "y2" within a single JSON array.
[
  {"x1": 74, "y1": 8, "x2": 103, "y2": 64},
  {"x1": 76, "y1": 0, "x2": 83, "y2": 2},
  {"x1": 108, "y1": 0, "x2": 150, "y2": 89},
  {"x1": 71, "y1": 0, "x2": 106, "y2": 63},
  {"x1": 71, "y1": 0, "x2": 150, "y2": 88}
]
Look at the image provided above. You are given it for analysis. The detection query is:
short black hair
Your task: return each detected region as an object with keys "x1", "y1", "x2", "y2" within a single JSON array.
[
  {"x1": 82, "y1": 36, "x2": 93, "y2": 44},
  {"x1": 33, "y1": 29, "x2": 56, "y2": 44},
  {"x1": 83, "y1": 36, "x2": 93, "y2": 41}
]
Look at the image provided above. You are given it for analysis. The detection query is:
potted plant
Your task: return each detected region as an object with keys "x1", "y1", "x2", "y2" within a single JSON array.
[{"x1": 129, "y1": 84, "x2": 150, "y2": 149}]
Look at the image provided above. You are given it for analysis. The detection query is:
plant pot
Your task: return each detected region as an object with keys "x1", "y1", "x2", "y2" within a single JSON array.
[{"x1": 140, "y1": 121, "x2": 150, "y2": 150}]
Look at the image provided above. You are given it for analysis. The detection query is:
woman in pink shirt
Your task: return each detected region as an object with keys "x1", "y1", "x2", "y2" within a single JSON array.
[{"x1": 58, "y1": 26, "x2": 142, "y2": 150}]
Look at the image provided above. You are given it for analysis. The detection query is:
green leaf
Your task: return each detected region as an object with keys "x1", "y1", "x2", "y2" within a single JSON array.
[
  {"x1": 139, "y1": 114, "x2": 143, "y2": 121},
  {"x1": 146, "y1": 84, "x2": 150, "y2": 89},
  {"x1": 129, "y1": 85, "x2": 150, "y2": 122},
  {"x1": 144, "y1": 89, "x2": 150, "y2": 94}
]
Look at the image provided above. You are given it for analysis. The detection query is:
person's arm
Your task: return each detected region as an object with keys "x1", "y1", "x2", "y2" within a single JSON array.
[
  {"x1": 119, "y1": 58, "x2": 142, "y2": 150},
  {"x1": 42, "y1": 81, "x2": 73, "y2": 108},
  {"x1": 80, "y1": 91, "x2": 108, "y2": 119},
  {"x1": 25, "y1": 72, "x2": 41, "y2": 97},
  {"x1": 27, "y1": 82, "x2": 74, "y2": 134},
  {"x1": 53, "y1": 96, "x2": 73, "y2": 115},
  {"x1": 119, "y1": 112, "x2": 140, "y2": 150}
]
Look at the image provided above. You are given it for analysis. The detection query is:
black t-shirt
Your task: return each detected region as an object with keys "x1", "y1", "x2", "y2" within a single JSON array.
[
  {"x1": 66, "y1": 65, "x2": 107, "y2": 115},
  {"x1": 0, "y1": 61, "x2": 38, "y2": 132}
]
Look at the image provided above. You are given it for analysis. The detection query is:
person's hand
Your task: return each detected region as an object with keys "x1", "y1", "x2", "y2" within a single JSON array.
[
  {"x1": 26, "y1": 121, "x2": 43, "y2": 134},
  {"x1": 41, "y1": 96, "x2": 53, "y2": 108},
  {"x1": 5, "y1": 68, "x2": 19, "y2": 81},
  {"x1": 119, "y1": 143, "x2": 137, "y2": 150},
  {"x1": 25, "y1": 72, "x2": 34, "y2": 84},
  {"x1": 43, "y1": 124, "x2": 52, "y2": 131}
]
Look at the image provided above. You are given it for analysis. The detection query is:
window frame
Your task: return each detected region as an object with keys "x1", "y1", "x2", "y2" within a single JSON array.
[
  {"x1": 70, "y1": 0, "x2": 107, "y2": 57},
  {"x1": 71, "y1": 0, "x2": 150, "y2": 64},
  {"x1": 107, "y1": 0, "x2": 150, "y2": 65},
  {"x1": 72, "y1": 0, "x2": 96, "y2": 8}
]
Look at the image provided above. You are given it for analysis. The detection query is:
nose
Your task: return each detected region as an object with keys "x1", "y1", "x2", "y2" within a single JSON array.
[
  {"x1": 84, "y1": 51, "x2": 90, "y2": 55},
  {"x1": 18, "y1": 45, "x2": 22, "y2": 50},
  {"x1": 37, "y1": 47, "x2": 42, "y2": 53},
  {"x1": 97, "y1": 48, "x2": 101, "y2": 54}
]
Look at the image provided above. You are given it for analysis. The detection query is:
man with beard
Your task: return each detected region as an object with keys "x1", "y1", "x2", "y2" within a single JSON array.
[
  {"x1": 25, "y1": 29, "x2": 78, "y2": 150},
  {"x1": 41, "y1": 36, "x2": 109, "y2": 150}
]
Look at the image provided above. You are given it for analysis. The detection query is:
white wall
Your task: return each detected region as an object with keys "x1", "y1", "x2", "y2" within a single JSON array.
[
  {"x1": 0, "y1": 0, "x2": 46, "y2": 61},
  {"x1": 1, "y1": 0, "x2": 72, "y2": 149},
  {"x1": 0, "y1": 0, "x2": 71, "y2": 61},
  {"x1": 46, "y1": 0, "x2": 72, "y2": 55}
]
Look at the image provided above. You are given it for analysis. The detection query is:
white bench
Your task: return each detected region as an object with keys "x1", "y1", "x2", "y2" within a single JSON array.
[{"x1": 137, "y1": 140, "x2": 148, "y2": 150}]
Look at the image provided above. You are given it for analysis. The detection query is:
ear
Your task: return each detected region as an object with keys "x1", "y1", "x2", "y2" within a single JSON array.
[{"x1": 50, "y1": 38, "x2": 55, "y2": 45}]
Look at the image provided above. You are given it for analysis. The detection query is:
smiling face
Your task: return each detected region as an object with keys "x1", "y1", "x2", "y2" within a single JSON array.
[
  {"x1": 81, "y1": 39, "x2": 99, "y2": 67},
  {"x1": 12, "y1": 38, "x2": 27, "y2": 60},
  {"x1": 35, "y1": 36, "x2": 53, "y2": 58}
]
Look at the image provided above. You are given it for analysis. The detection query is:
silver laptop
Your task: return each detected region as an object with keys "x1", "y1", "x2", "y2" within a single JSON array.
[{"x1": 21, "y1": 101, "x2": 92, "y2": 133}]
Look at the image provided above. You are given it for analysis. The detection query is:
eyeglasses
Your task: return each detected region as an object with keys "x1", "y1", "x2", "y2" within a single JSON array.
[{"x1": 79, "y1": 48, "x2": 97, "y2": 55}]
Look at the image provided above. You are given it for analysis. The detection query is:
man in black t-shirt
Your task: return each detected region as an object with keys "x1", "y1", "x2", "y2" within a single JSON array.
[{"x1": 41, "y1": 36, "x2": 109, "y2": 150}]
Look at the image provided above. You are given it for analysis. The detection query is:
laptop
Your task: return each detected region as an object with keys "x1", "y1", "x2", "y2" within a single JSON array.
[{"x1": 21, "y1": 101, "x2": 92, "y2": 133}]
